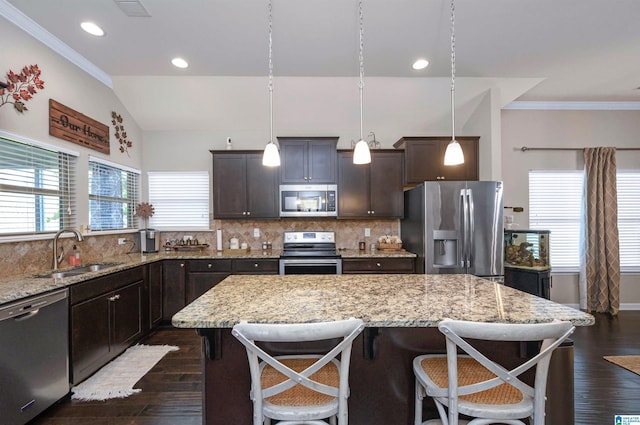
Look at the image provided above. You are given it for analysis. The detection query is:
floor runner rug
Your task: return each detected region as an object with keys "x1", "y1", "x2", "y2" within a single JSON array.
[
  {"x1": 604, "y1": 355, "x2": 640, "y2": 376},
  {"x1": 71, "y1": 344, "x2": 179, "y2": 401}
]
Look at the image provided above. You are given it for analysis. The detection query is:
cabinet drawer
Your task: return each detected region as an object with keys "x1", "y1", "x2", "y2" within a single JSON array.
[
  {"x1": 70, "y1": 266, "x2": 144, "y2": 305},
  {"x1": 232, "y1": 259, "x2": 279, "y2": 274},
  {"x1": 188, "y1": 259, "x2": 232, "y2": 272},
  {"x1": 342, "y1": 258, "x2": 415, "y2": 274}
]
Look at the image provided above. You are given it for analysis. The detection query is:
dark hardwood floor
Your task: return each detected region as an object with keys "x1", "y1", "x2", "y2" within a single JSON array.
[
  {"x1": 31, "y1": 327, "x2": 202, "y2": 425},
  {"x1": 31, "y1": 312, "x2": 640, "y2": 425}
]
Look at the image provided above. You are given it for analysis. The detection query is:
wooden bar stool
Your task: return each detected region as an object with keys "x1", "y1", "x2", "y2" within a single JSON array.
[
  {"x1": 233, "y1": 318, "x2": 364, "y2": 425},
  {"x1": 413, "y1": 319, "x2": 575, "y2": 425}
]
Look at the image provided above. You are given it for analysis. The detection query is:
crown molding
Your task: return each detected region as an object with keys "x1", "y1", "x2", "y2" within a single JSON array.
[
  {"x1": 0, "y1": 0, "x2": 112, "y2": 88},
  {"x1": 505, "y1": 101, "x2": 640, "y2": 111}
]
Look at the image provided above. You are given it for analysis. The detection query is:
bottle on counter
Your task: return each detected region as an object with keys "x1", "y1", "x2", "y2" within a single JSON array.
[{"x1": 70, "y1": 244, "x2": 81, "y2": 266}]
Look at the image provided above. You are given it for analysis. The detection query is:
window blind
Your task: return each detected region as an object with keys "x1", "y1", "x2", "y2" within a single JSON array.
[
  {"x1": 529, "y1": 169, "x2": 640, "y2": 273},
  {"x1": 0, "y1": 134, "x2": 77, "y2": 237},
  {"x1": 617, "y1": 171, "x2": 640, "y2": 273},
  {"x1": 148, "y1": 171, "x2": 209, "y2": 230},
  {"x1": 88, "y1": 156, "x2": 140, "y2": 231}
]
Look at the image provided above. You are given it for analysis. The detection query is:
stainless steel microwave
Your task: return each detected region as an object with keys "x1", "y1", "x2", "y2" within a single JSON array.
[{"x1": 279, "y1": 184, "x2": 337, "y2": 217}]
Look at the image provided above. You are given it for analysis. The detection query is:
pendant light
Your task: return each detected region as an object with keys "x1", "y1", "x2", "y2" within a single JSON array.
[
  {"x1": 262, "y1": 0, "x2": 280, "y2": 166},
  {"x1": 443, "y1": 0, "x2": 464, "y2": 166},
  {"x1": 353, "y1": 0, "x2": 371, "y2": 165}
]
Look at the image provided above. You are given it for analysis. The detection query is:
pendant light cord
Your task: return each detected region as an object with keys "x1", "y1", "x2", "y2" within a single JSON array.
[
  {"x1": 450, "y1": 0, "x2": 456, "y2": 142},
  {"x1": 359, "y1": 0, "x2": 364, "y2": 142},
  {"x1": 268, "y1": 0, "x2": 274, "y2": 144}
]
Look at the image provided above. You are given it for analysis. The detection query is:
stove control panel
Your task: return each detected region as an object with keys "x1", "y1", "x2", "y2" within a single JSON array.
[{"x1": 283, "y1": 231, "x2": 335, "y2": 243}]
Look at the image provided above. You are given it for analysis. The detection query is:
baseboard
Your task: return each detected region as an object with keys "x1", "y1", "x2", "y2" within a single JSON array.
[{"x1": 563, "y1": 303, "x2": 640, "y2": 311}]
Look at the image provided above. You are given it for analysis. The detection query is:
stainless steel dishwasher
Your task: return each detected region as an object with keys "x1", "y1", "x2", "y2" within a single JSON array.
[{"x1": 0, "y1": 289, "x2": 70, "y2": 425}]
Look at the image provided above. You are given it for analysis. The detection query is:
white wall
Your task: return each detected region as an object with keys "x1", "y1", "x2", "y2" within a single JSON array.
[
  {"x1": 0, "y1": 17, "x2": 143, "y2": 231},
  {"x1": 501, "y1": 109, "x2": 640, "y2": 307}
]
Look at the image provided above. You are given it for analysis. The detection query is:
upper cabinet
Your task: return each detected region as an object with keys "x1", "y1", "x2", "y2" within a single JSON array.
[
  {"x1": 394, "y1": 136, "x2": 479, "y2": 184},
  {"x1": 212, "y1": 151, "x2": 279, "y2": 219},
  {"x1": 337, "y1": 150, "x2": 404, "y2": 219},
  {"x1": 278, "y1": 137, "x2": 338, "y2": 184}
]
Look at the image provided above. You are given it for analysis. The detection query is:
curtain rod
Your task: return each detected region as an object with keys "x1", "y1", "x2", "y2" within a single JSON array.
[{"x1": 520, "y1": 146, "x2": 640, "y2": 152}]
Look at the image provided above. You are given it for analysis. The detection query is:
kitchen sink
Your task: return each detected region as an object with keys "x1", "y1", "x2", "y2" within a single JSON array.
[{"x1": 40, "y1": 262, "x2": 122, "y2": 279}]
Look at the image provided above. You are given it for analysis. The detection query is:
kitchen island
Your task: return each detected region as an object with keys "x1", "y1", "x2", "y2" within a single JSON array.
[{"x1": 173, "y1": 274, "x2": 593, "y2": 425}]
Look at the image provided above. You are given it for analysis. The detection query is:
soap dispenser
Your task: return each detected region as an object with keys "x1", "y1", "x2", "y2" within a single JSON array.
[{"x1": 70, "y1": 244, "x2": 81, "y2": 266}]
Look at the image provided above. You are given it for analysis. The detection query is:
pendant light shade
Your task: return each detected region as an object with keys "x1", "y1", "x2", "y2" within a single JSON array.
[
  {"x1": 353, "y1": 139, "x2": 371, "y2": 164},
  {"x1": 262, "y1": 141, "x2": 280, "y2": 166},
  {"x1": 444, "y1": 139, "x2": 464, "y2": 165},
  {"x1": 262, "y1": 0, "x2": 280, "y2": 167},
  {"x1": 444, "y1": 0, "x2": 464, "y2": 167},
  {"x1": 353, "y1": 0, "x2": 371, "y2": 165}
]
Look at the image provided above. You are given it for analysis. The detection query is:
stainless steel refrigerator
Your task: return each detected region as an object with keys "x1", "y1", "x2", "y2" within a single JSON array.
[{"x1": 401, "y1": 181, "x2": 503, "y2": 277}]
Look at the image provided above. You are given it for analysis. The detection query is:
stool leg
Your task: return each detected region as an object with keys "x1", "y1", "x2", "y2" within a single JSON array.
[{"x1": 415, "y1": 380, "x2": 425, "y2": 425}]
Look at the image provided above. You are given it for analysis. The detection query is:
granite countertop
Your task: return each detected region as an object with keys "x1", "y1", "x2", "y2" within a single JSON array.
[
  {"x1": 339, "y1": 248, "x2": 416, "y2": 258},
  {"x1": 0, "y1": 249, "x2": 414, "y2": 306},
  {"x1": 171, "y1": 274, "x2": 595, "y2": 328}
]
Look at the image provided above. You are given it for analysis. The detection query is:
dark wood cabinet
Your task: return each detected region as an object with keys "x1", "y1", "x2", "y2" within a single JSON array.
[
  {"x1": 70, "y1": 267, "x2": 144, "y2": 384},
  {"x1": 232, "y1": 258, "x2": 279, "y2": 274},
  {"x1": 337, "y1": 150, "x2": 404, "y2": 218},
  {"x1": 394, "y1": 136, "x2": 479, "y2": 184},
  {"x1": 186, "y1": 259, "x2": 232, "y2": 304},
  {"x1": 147, "y1": 261, "x2": 163, "y2": 328},
  {"x1": 279, "y1": 137, "x2": 338, "y2": 184},
  {"x1": 342, "y1": 257, "x2": 416, "y2": 274},
  {"x1": 162, "y1": 260, "x2": 186, "y2": 321},
  {"x1": 212, "y1": 151, "x2": 279, "y2": 219}
]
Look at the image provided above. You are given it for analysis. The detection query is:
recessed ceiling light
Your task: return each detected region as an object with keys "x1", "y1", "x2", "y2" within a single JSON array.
[
  {"x1": 80, "y1": 22, "x2": 105, "y2": 37},
  {"x1": 412, "y1": 59, "x2": 429, "y2": 70},
  {"x1": 171, "y1": 57, "x2": 189, "y2": 69}
]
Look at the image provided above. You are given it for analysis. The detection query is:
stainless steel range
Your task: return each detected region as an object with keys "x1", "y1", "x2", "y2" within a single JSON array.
[{"x1": 279, "y1": 231, "x2": 342, "y2": 275}]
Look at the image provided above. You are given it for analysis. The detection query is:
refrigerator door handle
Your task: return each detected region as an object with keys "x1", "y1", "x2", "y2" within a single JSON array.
[
  {"x1": 460, "y1": 188, "x2": 469, "y2": 268},
  {"x1": 467, "y1": 188, "x2": 474, "y2": 268}
]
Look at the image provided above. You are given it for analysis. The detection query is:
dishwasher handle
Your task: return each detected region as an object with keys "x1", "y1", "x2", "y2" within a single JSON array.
[{"x1": 13, "y1": 309, "x2": 41, "y2": 322}]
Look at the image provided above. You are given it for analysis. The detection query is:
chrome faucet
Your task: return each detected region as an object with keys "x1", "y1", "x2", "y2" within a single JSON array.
[{"x1": 52, "y1": 228, "x2": 84, "y2": 270}]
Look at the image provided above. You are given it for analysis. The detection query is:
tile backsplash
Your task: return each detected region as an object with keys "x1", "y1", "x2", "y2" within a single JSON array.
[{"x1": 1, "y1": 218, "x2": 400, "y2": 279}]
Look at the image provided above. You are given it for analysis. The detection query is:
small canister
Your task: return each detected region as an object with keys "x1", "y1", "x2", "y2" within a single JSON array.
[{"x1": 359, "y1": 241, "x2": 366, "y2": 251}]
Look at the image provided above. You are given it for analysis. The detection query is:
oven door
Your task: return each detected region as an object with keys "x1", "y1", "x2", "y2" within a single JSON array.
[{"x1": 279, "y1": 258, "x2": 342, "y2": 275}]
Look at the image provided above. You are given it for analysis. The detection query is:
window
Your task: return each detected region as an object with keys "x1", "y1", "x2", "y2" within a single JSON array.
[
  {"x1": 148, "y1": 171, "x2": 209, "y2": 230},
  {"x1": 0, "y1": 133, "x2": 77, "y2": 237},
  {"x1": 89, "y1": 156, "x2": 140, "y2": 231},
  {"x1": 529, "y1": 170, "x2": 640, "y2": 273}
]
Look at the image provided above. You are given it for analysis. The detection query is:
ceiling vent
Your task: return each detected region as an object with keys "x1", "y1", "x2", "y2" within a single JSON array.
[{"x1": 113, "y1": 0, "x2": 151, "y2": 17}]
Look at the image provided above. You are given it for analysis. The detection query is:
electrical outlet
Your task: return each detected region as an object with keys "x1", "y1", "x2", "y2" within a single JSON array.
[
  {"x1": 254, "y1": 228, "x2": 260, "y2": 238},
  {"x1": 118, "y1": 238, "x2": 127, "y2": 245},
  {"x1": 364, "y1": 228, "x2": 371, "y2": 237}
]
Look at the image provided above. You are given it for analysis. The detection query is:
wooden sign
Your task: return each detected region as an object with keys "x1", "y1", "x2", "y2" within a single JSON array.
[{"x1": 49, "y1": 99, "x2": 110, "y2": 153}]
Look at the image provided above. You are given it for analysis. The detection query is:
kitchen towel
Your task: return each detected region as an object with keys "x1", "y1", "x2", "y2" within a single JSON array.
[
  {"x1": 216, "y1": 229, "x2": 223, "y2": 251},
  {"x1": 71, "y1": 344, "x2": 179, "y2": 401}
]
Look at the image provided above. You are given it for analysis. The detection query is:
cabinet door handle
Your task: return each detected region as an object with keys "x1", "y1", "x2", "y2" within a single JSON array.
[
  {"x1": 254, "y1": 263, "x2": 259, "y2": 268},
  {"x1": 247, "y1": 211, "x2": 251, "y2": 215},
  {"x1": 371, "y1": 210, "x2": 375, "y2": 215},
  {"x1": 108, "y1": 294, "x2": 121, "y2": 302},
  {"x1": 242, "y1": 211, "x2": 247, "y2": 215},
  {"x1": 207, "y1": 263, "x2": 212, "y2": 269},
  {"x1": 180, "y1": 263, "x2": 185, "y2": 268},
  {"x1": 376, "y1": 263, "x2": 381, "y2": 268}
]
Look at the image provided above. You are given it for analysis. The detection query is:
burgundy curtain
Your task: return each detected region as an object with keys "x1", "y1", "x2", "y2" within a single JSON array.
[{"x1": 579, "y1": 147, "x2": 620, "y2": 315}]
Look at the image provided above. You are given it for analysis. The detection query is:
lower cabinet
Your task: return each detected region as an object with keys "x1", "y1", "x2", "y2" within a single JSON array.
[
  {"x1": 70, "y1": 267, "x2": 145, "y2": 384},
  {"x1": 162, "y1": 260, "x2": 186, "y2": 321},
  {"x1": 163, "y1": 258, "x2": 279, "y2": 321},
  {"x1": 147, "y1": 261, "x2": 163, "y2": 329},
  {"x1": 342, "y1": 258, "x2": 416, "y2": 274},
  {"x1": 186, "y1": 260, "x2": 232, "y2": 304}
]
